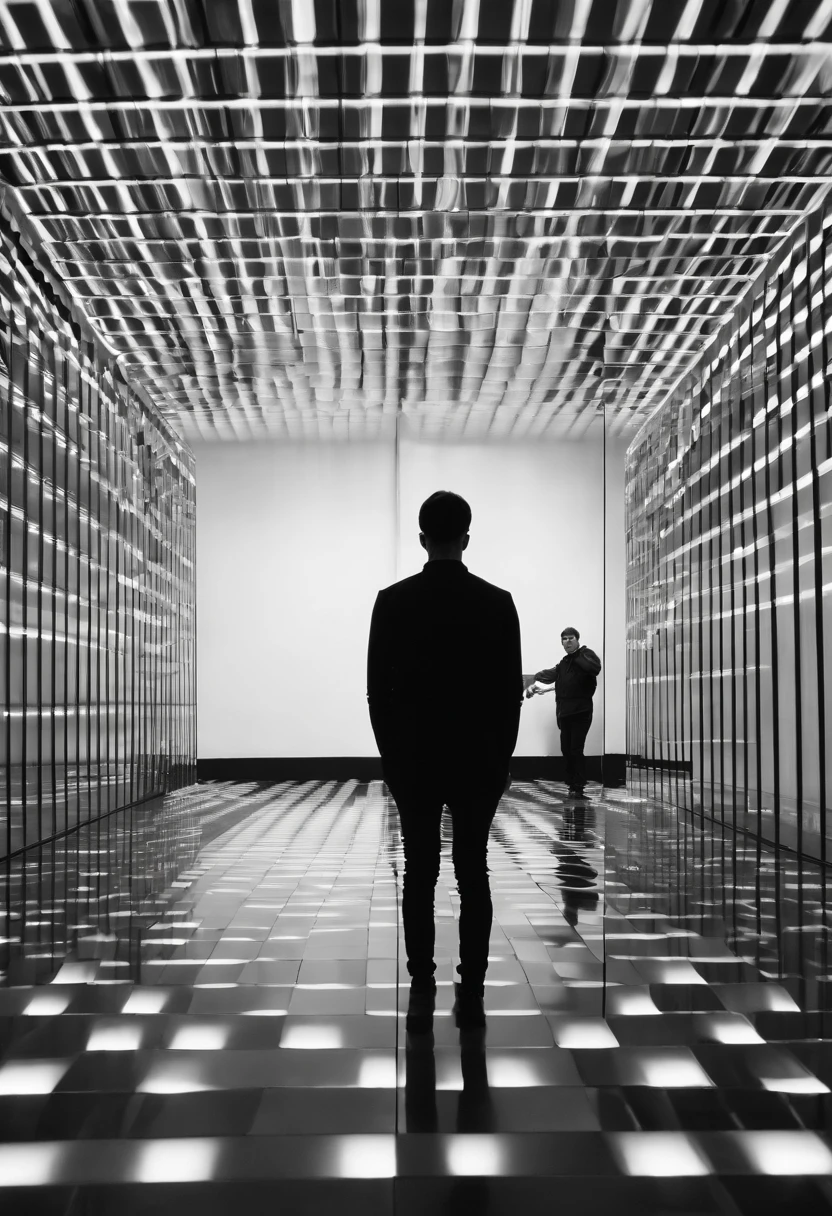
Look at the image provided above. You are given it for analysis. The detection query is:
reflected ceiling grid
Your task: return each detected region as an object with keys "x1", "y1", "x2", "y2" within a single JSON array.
[{"x1": 0, "y1": 0, "x2": 831, "y2": 441}]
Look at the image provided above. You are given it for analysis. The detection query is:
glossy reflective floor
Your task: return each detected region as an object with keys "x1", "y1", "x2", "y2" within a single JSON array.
[{"x1": 2, "y1": 779, "x2": 832, "y2": 1215}]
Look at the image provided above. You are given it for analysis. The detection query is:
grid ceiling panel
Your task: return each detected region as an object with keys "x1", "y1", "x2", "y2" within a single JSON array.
[{"x1": 1, "y1": 0, "x2": 831, "y2": 441}]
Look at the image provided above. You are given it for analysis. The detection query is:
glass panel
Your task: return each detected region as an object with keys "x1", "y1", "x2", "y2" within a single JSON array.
[
  {"x1": 0, "y1": 208, "x2": 197, "y2": 861},
  {"x1": 627, "y1": 213, "x2": 831, "y2": 858}
]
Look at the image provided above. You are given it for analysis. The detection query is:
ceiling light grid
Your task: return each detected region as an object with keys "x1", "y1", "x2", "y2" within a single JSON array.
[{"x1": 0, "y1": 0, "x2": 831, "y2": 441}]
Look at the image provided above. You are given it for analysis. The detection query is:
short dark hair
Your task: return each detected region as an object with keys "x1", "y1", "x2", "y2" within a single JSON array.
[
  {"x1": 418, "y1": 491, "x2": 472, "y2": 543},
  {"x1": 561, "y1": 626, "x2": 580, "y2": 640}
]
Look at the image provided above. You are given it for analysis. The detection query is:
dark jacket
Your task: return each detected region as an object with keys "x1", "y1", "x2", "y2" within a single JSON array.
[
  {"x1": 367, "y1": 560, "x2": 523, "y2": 775},
  {"x1": 535, "y1": 647, "x2": 601, "y2": 718}
]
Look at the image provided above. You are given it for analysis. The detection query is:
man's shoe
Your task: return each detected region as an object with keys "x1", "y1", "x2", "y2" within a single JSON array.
[
  {"x1": 405, "y1": 979, "x2": 436, "y2": 1034},
  {"x1": 453, "y1": 982, "x2": 486, "y2": 1030}
]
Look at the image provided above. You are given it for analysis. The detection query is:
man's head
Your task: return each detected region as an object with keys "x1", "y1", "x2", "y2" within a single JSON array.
[
  {"x1": 561, "y1": 627, "x2": 580, "y2": 655},
  {"x1": 418, "y1": 491, "x2": 471, "y2": 559}
]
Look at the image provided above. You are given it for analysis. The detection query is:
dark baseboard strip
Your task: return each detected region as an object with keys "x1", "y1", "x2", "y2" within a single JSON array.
[
  {"x1": 198, "y1": 757, "x2": 384, "y2": 783},
  {"x1": 628, "y1": 756, "x2": 694, "y2": 775},
  {"x1": 197, "y1": 755, "x2": 628, "y2": 787}
]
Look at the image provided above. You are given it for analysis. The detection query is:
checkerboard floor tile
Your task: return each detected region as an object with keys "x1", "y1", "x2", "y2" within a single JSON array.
[{"x1": 1, "y1": 779, "x2": 832, "y2": 1215}]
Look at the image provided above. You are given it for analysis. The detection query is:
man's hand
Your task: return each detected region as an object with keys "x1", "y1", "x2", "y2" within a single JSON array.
[{"x1": 525, "y1": 680, "x2": 554, "y2": 699}]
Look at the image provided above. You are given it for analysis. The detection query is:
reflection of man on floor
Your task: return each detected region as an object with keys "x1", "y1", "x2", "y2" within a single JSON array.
[
  {"x1": 525, "y1": 627, "x2": 601, "y2": 800},
  {"x1": 367, "y1": 491, "x2": 523, "y2": 1031},
  {"x1": 552, "y1": 806, "x2": 600, "y2": 927}
]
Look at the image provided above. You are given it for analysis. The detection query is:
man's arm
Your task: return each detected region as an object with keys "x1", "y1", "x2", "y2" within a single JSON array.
[
  {"x1": 573, "y1": 646, "x2": 601, "y2": 674},
  {"x1": 533, "y1": 661, "x2": 560, "y2": 684},
  {"x1": 366, "y1": 591, "x2": 392, "y2": 757},
  {"x1": 496, "y1": 594, "x2": 524, "y2": 758}
]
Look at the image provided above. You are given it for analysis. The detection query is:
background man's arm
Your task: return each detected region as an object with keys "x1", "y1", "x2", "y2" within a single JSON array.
[
  {"x1": 533, "y1": 662, "x2": 560, "y2": 683},
  {"x1": 573, "y1": 647, "x2": 601, "y2": 674}
]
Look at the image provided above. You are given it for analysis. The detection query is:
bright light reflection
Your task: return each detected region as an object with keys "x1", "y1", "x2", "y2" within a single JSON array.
[
  {"x1": 24, "y1": 992, "x2": 71, "y2": 1016},
  {"x1": 138, "y1": 1065, "x2": 216, "y2": 1094},
  {"x1": 296, "y1": 983, "x2": 354, "y2": 990},
  {"x1": 613, "y1": 1133, "x2": 711, "y2": 1176},
  {"x1": 334, "y1": 1136, "x2": 396, "y2": 1178},
  {"x1": 762, "y1": 989, "x2": 801, "y2": 1012},
  {"x1": 281, "y1": 1024, "x2": 344, "y2": 1049},
  {"x1": 241, "y1": 1008, "x2": 288, "y2": 1016},
  {"x1": 0, "y1": 1062, "x2": 69, "y2": 1094},
  {"x1": 741, "y1": 1132, "x2": 832, "y2": 1174},
  {"x1": 132, "y1": 1139, "x2": 219, "y2": 1183},
  {"x1": 0, "y1": 1144, "x2": 64, "y2": 1186},
  {"x1": 358, "y1": 1058, "x2": 397, "y2": 1088},
  {"x1": 613, "y1": 991, "x2": 661, "y2": 1016},
  {"x1": 553, "y1": 1020, "x2": 619, "y2": 1049},
  {"x1": 706, "y1": 1015, "x2": 764, "y2": 1044},
  {"x1": 655, "y1": 962, "x2": 706, "y2": 984},
  {"x1": 446, "y1": 1135, "x2": 507, "y2": 1176},
  {"x1": 169, "y1": 1026, "x2": 228, "y2": 1050},
  {"x1": 50, "y1": 963, "x2": 95, "y2": 984},
  {"x1": 642, "y1": 1056, "x2": 713, "y2": 1088},
  {"x1": 123, "y1": 991, "x2": 169, "y2": 1014},
  {"x1": 87, "y1": 1024, "x2": 143, "y2": 1051},
  {"x1": 762, "y1": 1075, "x2": 830, "y2": 1094},
  {"x1": 486, "y1": 1058, "x2": 544, "y2": 1087}
]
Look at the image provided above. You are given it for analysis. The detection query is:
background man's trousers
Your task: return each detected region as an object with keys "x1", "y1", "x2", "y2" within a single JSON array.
[
  {"x1": 558, "y1": 709, "x2": 593, "y2": 789},
  {"x1": 384, "y1": 764, "x2": 505, "y2": 988}
]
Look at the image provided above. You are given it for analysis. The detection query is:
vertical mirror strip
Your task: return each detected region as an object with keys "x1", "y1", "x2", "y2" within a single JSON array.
[
  {"x1": 0, "y1": 207, "x2": 196, "y2": 862},
  {"x1": 627, "y1": 198, "x2": 832, "y2": 861}
]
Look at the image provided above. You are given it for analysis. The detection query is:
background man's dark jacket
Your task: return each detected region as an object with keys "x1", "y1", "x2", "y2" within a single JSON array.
[
  {"x1": 367, "y1": 560, "x2": 523, "y2": 781},
  {"x1": 534, "y1": 647, "x2": 601, "y2": 719}
]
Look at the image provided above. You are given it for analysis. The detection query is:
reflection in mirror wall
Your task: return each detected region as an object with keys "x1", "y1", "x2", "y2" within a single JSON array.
[
  {"x1": 627, "y1": 200, "x2": 832, "y2": 861},
  {"x1": 0, "y1": 200, "x2": 196, "y2": 860}
]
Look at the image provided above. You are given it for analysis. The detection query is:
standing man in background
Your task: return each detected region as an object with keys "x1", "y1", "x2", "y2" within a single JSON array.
[
  {"x1": 367, "y1": 491, "x2": 523, "y2": 1032},
  {"x1": 525, "y1": 627, "x2": 601, "y2": 800}
]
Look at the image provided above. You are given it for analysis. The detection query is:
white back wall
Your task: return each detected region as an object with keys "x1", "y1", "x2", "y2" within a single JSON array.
[
  {"x1": 397, "y1": 425, "x2": 626, "y2": 758},
  {"x1": 194, "y1": 429, "x2": 626, "y2": 759},
  {"x1": 194, "y1": 441, "x2": 396, "y2": 758}
]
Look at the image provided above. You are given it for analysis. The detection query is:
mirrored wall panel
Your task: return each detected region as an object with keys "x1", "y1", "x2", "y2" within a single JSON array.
[
  {"x1": 627, "y1": 201, "x2": 832, "y2": 860},
  {"x1": 0, "y1": 200, "x2": 196, "y2": 860}
]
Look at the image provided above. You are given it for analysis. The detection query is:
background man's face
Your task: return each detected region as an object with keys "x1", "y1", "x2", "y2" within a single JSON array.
[{"x1": 561, "y1": 634, "x2": 579, "y2": 654}]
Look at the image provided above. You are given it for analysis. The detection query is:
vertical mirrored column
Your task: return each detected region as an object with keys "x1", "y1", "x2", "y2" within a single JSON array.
[
  {"x1": 627, "y1": 202, "x2": 832, "y2": 859},
  {"x1": 0, "y1": 210, "x2": 196, "y2": 862}
]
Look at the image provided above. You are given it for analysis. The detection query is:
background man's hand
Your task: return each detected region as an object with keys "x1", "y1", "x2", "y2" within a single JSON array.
[{"x1": 525, "y1": 681, "x2": 554, "y2": 698}]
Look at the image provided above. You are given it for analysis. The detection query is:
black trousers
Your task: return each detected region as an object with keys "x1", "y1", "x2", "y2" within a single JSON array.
[
  {"x1": 384, "y1": 763, "x2": 505, "y2": 988},
  {"x1": 558, "y1": 710, "x2": 593, "y2": 790}
]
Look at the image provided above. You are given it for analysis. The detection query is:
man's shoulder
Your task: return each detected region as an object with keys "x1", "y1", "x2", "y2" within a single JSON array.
[
  {"x1": 378, "y1": 571, "x2": 423, "y2": 598},
  {"x1": 465, "y1": 571, "x2": 513, "y2": 603},
  {"x1": 380, "y1": 569, "x2": 511, "y2": 601}
]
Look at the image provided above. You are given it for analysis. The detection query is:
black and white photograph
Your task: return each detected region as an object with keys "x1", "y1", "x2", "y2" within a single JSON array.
[{"x1": 1, "y1": 0, "x2": 831, "y2": 1212}]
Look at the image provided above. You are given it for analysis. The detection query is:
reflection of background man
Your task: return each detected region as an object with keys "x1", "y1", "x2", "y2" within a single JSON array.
[
  {"x1": 552, "y1": 806, "x2": 600, "y2": 927},
  {"x1": 367, "y1": 491, "x2": 523, "y2": 1031},
  {"x1": 525, "y1": 627, "x2": 601, "y2": 800}
]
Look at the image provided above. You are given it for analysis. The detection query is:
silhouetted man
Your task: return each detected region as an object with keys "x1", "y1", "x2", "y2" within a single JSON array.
[
  {"x1": 367, "y1": 491, "x2": 523, "y2": 1031},
  {"x1": 526, "y1": 627, "x2": 601, "y2": 799}
]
